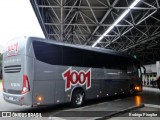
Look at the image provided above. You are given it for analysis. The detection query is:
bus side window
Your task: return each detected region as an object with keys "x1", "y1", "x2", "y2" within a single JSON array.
[
  {"x1": 62, "y1": 46, "x2": 84, "y2": 67},
  {"x1": 33, "y1": 41, "x2": 63, "y2": 65}
]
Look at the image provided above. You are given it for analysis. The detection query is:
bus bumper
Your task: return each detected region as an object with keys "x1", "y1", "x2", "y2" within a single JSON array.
[{"x1": 3, "y1": 92, "x2": 32, "y2": 106}]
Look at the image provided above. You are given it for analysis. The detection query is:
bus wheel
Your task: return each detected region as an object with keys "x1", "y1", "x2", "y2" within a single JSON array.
[
  {"x1": 129, "y1": 85, "x2": 135, "y2": 95},
  {"x1": 71, "y1": 90, "x2": 84, "y2": 107}
]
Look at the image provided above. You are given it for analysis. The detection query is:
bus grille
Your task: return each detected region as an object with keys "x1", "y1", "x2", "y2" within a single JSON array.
[{"x1": 4, "y1": 65, "x2": 21, "y2": 73}]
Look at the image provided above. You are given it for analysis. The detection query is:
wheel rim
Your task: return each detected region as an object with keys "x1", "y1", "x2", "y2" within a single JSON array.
[
  {"x1": 75, "y1": 93, "x2": 83, "y2": 105},
  {"x1": 130, "y1": 88, "x2": 134, "y2": 94}
]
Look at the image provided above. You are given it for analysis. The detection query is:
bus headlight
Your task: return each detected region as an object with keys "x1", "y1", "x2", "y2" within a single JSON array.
[{"x1": 135, "y1": 86, "x2": 141, "y2": 91}]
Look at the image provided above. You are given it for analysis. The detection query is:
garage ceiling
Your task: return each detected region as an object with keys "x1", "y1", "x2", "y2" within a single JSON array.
[{"x1": 30, "y1": 0, "x2": 160, "y2": 65}]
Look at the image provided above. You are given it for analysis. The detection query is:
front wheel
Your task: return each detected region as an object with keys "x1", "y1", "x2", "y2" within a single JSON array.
[
  {"x1": 129, "y1": 85, "x2": 135, "y2": 95},
  {"x1": 71, "y1": 90, "x2": 85, "y2": 107}
]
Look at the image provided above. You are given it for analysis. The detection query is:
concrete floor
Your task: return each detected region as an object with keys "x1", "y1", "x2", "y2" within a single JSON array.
[{"x1": 0, "y1": 85, "x2": 160, "y2": 119}]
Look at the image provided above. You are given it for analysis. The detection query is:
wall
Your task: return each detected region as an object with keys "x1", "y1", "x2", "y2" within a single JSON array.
[{"x1": 144, "y1": 64, "x2": 156, "y2": 73}]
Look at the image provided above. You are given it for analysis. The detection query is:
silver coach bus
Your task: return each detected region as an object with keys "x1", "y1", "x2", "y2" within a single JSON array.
[{"x1": 2, "y1": 37, "x2": 143, "y2": 107}]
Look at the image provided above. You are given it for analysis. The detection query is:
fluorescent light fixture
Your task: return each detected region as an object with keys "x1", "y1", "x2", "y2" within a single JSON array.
[{"x1": 92, "y1": 0, "x2": 141, "y2": 47}]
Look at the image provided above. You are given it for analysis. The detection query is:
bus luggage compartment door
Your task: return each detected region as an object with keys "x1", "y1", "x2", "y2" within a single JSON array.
[{"x1": 33, "y1": 81, "x2": 55, "y2": 105}]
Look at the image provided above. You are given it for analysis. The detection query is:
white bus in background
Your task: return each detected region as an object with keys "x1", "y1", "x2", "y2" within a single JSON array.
[{"x1": 3, "y1": 37, "x2": 143, "y2": 107}]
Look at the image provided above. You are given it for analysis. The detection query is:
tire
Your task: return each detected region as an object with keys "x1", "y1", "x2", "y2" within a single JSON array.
[
  {"x1": 129, "y1": 85, "x2": 135, "y2": 96},
  {"x1": 71, "y1": 89, "x2": 85, "y2": 107}
]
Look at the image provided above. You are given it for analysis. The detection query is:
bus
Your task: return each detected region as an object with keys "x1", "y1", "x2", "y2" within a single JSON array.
[{"x1": 2, "y1": 36, "x2": 143, "y2": 107}]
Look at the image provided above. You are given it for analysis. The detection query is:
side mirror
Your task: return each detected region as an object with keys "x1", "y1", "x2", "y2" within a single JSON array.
[
  {"x1": 142, "y1": 66, "x2": 146, "y2": 74},
  {"x1": 140, "y1": 66, "x2": 146, "y2": 74}
]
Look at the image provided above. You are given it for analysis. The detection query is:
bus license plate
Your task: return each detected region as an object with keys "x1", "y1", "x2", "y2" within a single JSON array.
[{"x1": 8, "y1": 97, "x2": 14, "y2": 101}]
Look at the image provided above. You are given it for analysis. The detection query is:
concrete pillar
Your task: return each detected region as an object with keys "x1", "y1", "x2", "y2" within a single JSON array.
[
  {"x1": 156, "y1": 61, "x2": 160, "y2": 77},
  {"x1": 142, "y1": 75, "x2": 145, "y2": 85},
  {"x1": 145, "y1": 75, "x2": 148, "y2": 86},
  {"x1": 149, "y1": 75, "x2": 151, "y2": 86}
]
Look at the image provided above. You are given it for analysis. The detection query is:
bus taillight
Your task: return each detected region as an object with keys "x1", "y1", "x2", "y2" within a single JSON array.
[{"x1": 21, "y1": 75, "x2": 30, "y2": 94}]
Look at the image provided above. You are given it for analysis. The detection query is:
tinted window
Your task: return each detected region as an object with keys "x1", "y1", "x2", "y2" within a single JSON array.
[
  {"x1": 32, "y1": 40, "x2": 132, "y2": 69},
  {"x1": 62, "y1": 46, "x2": 83, "y2": 66},
  {"x1": 33, "y1": 41, "x2": 62, "y2": 65},
  {"x1": 84, "y1": 51, "x2": 105, "y2": 68},
  {"x1": 84, "y1": 51, "x2": 131, "y2": 69}
]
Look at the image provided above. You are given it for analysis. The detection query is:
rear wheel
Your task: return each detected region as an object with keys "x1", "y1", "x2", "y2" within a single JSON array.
[{"x1": 71, "y1": 89, "x2": 85, "y2": 107}]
